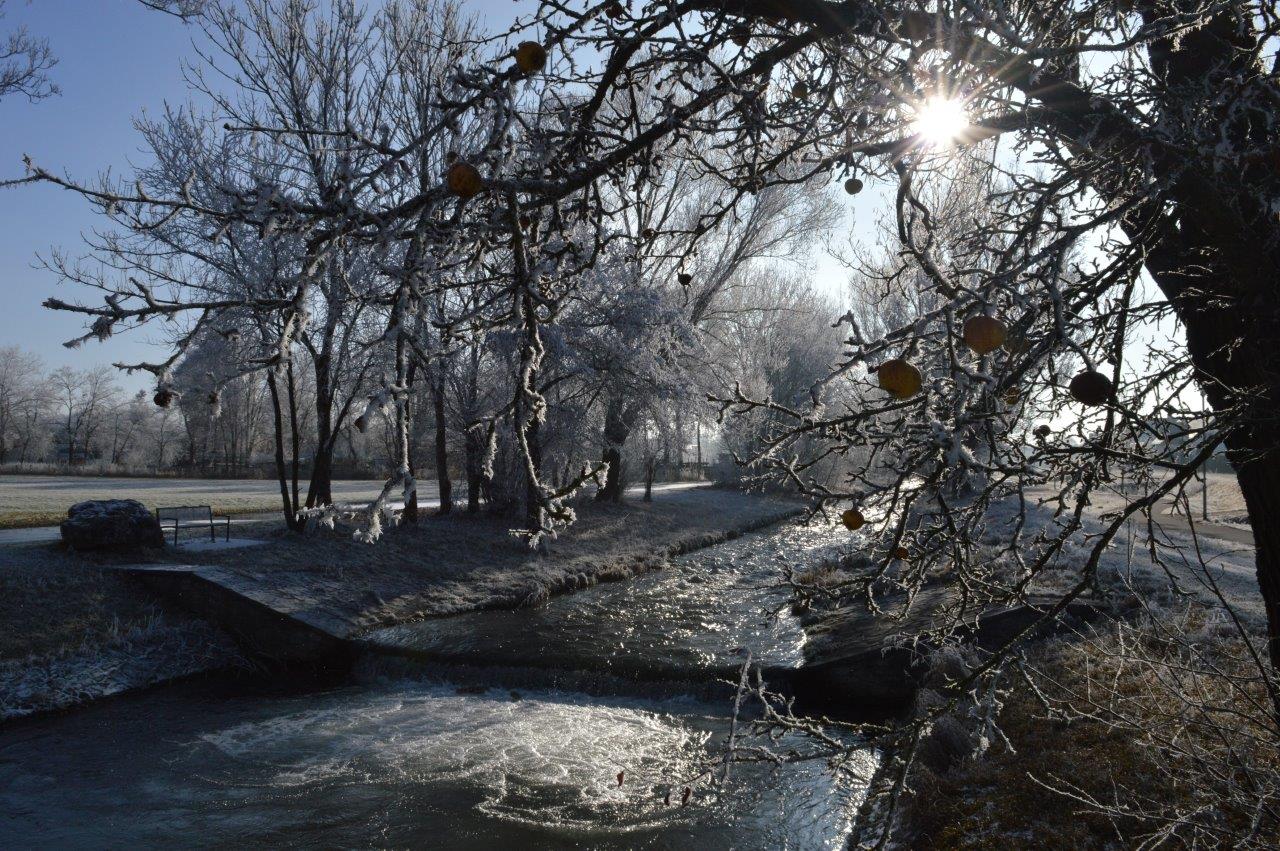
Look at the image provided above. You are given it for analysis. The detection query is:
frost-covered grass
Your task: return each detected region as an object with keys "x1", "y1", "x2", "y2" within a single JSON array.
[
  {"x1": 845, "y1": 490, "x2": 1272, "y2": 848},
  {"x1": 0, "y1": 543, "x2": 247, "y2": 719},
  {"x1": 897, "y1": 603, "x2": 1277, "y2": 849},
  {"x1": 0, "y1": 475, "x2": 423, "y2": 528},
  {"x1": 0, "y1": 613, "x2": 245, "y2": 721},
  {"x1": 176, "y1": 487, "x2": 802, "y2": 636}
]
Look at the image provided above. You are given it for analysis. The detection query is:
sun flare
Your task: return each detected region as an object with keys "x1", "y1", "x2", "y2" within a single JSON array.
[{"x1": 911, "y1": 96, "x2": 969, "y2": 148}]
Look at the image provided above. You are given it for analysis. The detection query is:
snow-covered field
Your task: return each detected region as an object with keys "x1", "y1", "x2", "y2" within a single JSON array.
[{"x1": 0, "y1": 475, "x2": 436, "y2": 528}]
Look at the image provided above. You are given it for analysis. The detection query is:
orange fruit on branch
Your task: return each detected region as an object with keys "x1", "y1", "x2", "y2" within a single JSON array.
[
  {"x1": 962, "y1": 315, "x2": 1007, "y2": 356},
  {"x1": 843, "y1": 176, "x2": 863, "y2": 195},
  {"x1": 445, "y1": 161, "x2": 483, "y2": 198},
  {"x1": 791, "y1": 80, "x2": 809, "y2": 99},
  {"x1": 515, "y1": 41, "x2": 548, "y2": 74},
  {"x1": 1068, "y1": 369, "x2": 1114, "y2": 406},
  {"x1": 841, "y1": 508, "x2": 866, "y2": 531},
  {"x1": 877, "y1": 358, "x2": 922, "y2": 400}
]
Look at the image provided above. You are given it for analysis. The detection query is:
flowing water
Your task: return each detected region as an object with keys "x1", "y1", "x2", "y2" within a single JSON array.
[
  {"x1": 364, "y1": 521, "x2": 853, "y2": 680},
  {"x1": 0, "y1": 521, "x2": 874, "y2": 849}
]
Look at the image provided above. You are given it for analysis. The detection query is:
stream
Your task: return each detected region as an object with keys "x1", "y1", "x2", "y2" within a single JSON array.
[{"x1": 0, "y1": 521, "x2": 875, "y2": 849}]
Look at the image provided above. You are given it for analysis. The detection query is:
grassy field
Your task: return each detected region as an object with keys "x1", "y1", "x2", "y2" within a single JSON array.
[{"x1": 0, "y1": 475, "x2": 433, "y2": 529}]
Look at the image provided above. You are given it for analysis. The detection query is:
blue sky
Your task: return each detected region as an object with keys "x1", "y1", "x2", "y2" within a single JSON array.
[
  {"x1": 0, "y1": 1, "x2": 197, "y2": 385},
  {"x1": 0, "y1": 1, "x2": 864, "y2": 390}
]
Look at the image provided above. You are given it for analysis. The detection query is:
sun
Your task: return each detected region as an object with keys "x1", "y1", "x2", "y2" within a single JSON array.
[{"x1": 911, "y1": 96, "x2": 969, "y2": 148}]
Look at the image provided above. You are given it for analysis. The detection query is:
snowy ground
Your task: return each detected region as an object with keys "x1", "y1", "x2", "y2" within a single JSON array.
[
  {"x1": 167, "y1": 486, "x2": 803, "y2": 638},
  {"x1": 0, "y1": 475, "x2": 433, "y2": 529}
]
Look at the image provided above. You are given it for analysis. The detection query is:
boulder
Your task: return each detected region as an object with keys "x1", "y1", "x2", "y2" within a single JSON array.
[{"x1": 60, "y1": 499, "x2": 165, "y2": 551}]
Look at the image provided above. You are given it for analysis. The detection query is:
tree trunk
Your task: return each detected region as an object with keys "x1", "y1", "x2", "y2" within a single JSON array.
[
  {"x1": 433, "y1": 375, "x2": 452, "y2": 515},
  {"x1": 1231, "y1": 454, "x2": 1280, "y2": 665},
  {"x1": 285, "y1": 361, "x2": 301, "y2": 517},
  {"x1": 266, "y1": 371, "x2": 301, "y2": 532},
  {"x1": 596, "y1": 398, "x2": 636, "y2": 502},
  {"x1": 524, "y1": 412, "x2": 542, "y2": 532},
  {"x1": 464, "y1": 424, "x2": 483, "y2": 514},
  {"x1": 305, "y1": 354, "x2": 334, "y2": 509},
  {"x1": 403, "y1": 362, "x2": 419, "y2": 525}
]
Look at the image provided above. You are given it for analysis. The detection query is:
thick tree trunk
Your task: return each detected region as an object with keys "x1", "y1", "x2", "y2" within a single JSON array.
[
  {"x1": 305, "y1": 355, "x2": 334, "y2": 509},
  {"x1": 433, "y1": 374, "x2": 452, "y2": 515},
  {"x1": 596, "y1": 398, "x2": 636, "y2": 502},
  {"x1": 266, "y1": 371, "x2": 301, "y2": 532},
  {"x1": 1232, "y1": 453, "x2": 1280, "y2": 667}
]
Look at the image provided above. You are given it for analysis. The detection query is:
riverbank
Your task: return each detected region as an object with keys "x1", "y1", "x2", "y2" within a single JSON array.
[
  {"x1": 0, "y1": 486, "x2": 801, "y2": 720},
  {"x1": 160, "y1": 486, "x2": 802, "y2": 640},
  {"x1": 0, "y1": 547, "x2": 248, "y2": 720}
]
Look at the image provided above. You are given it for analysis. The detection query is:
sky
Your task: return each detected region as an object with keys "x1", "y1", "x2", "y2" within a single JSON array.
[{"x1": 0, "y1": 0, "x2": 870, "y2": 391}]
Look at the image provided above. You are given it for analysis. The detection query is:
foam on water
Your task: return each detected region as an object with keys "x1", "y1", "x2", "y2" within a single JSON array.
[
  {"x1": 0, "y1": 519, "x2": 873, "y2": 848},
  {"x1": 1, "y1": 677, "x2": 874, "y2": 849}
]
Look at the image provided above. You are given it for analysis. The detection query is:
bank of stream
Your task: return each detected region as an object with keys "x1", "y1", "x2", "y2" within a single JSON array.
[{"x1": 0, "y1": 520, "x2": 879, "y2": 848}]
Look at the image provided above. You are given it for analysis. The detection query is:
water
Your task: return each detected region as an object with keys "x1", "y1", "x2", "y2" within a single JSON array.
[
  {"x1": 0, "y1": 520, "x2": 874, "y2": 848},
  {"x1": 365, "y1": 522, "x2": 854, "y2": 680}
]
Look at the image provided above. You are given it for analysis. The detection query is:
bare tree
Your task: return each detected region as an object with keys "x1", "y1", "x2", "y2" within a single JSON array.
[
  {"x1": 0, "y1": 0, "x2": 56, "y2": 104},
  {"x1": 0, "y1": 346, "x2": 48, "y2": 464}
]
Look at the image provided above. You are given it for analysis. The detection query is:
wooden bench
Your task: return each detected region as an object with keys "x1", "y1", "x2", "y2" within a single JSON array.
[{"x1": 155, "y1": 505, "x2": 231, "y2": 547}]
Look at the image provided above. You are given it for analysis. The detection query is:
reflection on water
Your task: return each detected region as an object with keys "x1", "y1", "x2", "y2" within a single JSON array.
[
  {"x1": 0, "y1": 676, "x2": 874, "y2": 849},
  {"x1": 367, "y1": 521, "x2": 857, "y2": 677}
]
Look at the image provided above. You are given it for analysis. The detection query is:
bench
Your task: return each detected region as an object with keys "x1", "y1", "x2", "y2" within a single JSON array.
[{"x1": 155, "y1": 505, "x2": 231, "y2": 547}]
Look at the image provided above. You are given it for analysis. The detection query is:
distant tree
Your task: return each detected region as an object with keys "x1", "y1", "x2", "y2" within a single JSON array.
[
  {"x1": 0, "y1": 346, "x2": 47, "y2": 464},
  {"x1": 49, "y1": 365, "x2": 118, "y2": 464}
]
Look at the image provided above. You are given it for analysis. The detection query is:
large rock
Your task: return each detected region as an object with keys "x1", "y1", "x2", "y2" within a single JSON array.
[{"x1": 60, "y1": 499, "x2": 165, "y2": 551}]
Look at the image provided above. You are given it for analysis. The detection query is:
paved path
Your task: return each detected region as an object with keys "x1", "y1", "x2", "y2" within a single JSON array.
[{"x1": 1153, "y1": 513, "x2": 1254, "y2": 548}]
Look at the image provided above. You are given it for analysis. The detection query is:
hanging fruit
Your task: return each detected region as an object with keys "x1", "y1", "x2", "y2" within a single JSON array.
[
  {"x1": 641, "y1": 227, "x2": 655, "y2": 240},
  {"x1": 677, "y1": 272, "x2": 692, "y2": 285},
  {"x1": 962, "y1": 315, "x2": 1007, "y2": 356},
  {"x1": 877, "y1": 358, "x2": 923, "y2": 400},
  {"x1": 843, "y1": 176, "x2": 863, "y2": 195},
  {"x1": 1000, "y1": 386, "x2": 1020, "y2": 406},
  {"x1": 841, "y1": 508, "x2": 866, "y2": 531},
  {"x1": 729, "y1": 26, "x2": 750, "y2": 47},
  {"x1": 892, "y1": 545, "x2": 909, "y2": 560},
  {"x1": 1069, "y1": 369, "x2": 1114, "y2": 406},
  {"x1": 791, "y1": 80, "x2": 809, "y2": 99},
  {"x1": 605, "y1": 1, "x2": 624, "y2": 19},
  {"x1": 1033, "y1": 424, "x2": 1051, "y2": 440},
  {"x1": 445, "y1": 161, "x2": 483, "y2": 198},
  {"x1": 515, "y1": 41, "x2": 548, "y2": 74},
  {"x1": 153, "y1": 388, "x2": 173, "y2": 408},
  {"x1": 1003, "y1": 332, "x2": 1030, "y2": 355}
]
